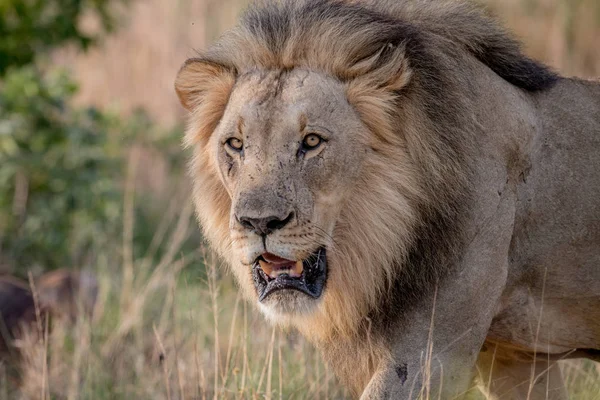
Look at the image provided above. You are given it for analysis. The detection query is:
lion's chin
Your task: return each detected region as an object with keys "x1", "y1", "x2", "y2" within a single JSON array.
[
  {"x1": 258, "y1": 290, "x2": 323, "y2": 322},
  {"x1": 252, "y1": 247, "x2": 327, "y2": 315}
]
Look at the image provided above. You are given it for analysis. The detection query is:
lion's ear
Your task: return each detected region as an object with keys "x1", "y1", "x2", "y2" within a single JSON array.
[
  {"x1": 346, "y1": 44, "x2": 413, "y2": 144},
  {"x1": 175, "y1": 58, "x2": 236, "y2": 111},
  {"x1": 347, "y1": 43, "x2": 413, "y2": 92}
]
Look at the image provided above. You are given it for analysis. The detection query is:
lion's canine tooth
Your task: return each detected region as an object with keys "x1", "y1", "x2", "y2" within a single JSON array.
[
  {"x1": 259, "y1": 260, "x2": 273, "y2": 276},
  {"x1": 294, "y1": 260, "x2": 303, "y2": 276}
]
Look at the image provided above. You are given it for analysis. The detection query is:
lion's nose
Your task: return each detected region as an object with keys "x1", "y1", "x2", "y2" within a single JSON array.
[{"x1": 237, "y1": 212, "x2": 294, "y2": 236}]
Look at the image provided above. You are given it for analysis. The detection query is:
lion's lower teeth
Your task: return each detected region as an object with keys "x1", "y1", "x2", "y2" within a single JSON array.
[
  {"x1": 259, "y1": 260, "x2": 303, "y2": 279},
  {"x1": 258, "y1": 260, "x2": 273, "y2": 276}
]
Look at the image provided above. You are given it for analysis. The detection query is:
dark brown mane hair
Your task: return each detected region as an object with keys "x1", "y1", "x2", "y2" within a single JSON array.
[{"x1": 203, "y1": 0, "x2": 557, "y2": 90}]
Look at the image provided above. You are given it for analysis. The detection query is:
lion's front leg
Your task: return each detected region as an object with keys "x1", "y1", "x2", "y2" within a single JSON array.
[
  {"x1": 358, "y1": 280, "x2": 499, "y2": 400},
  {"x1": 359, "y1": 265, "x2": 508, "y2": 399},
  {"x1": 359, "y1": 189, "x2": 518, "y2": 399},
  {"x1": 360, "y1": 353, "x2": 480, "y2": 400}
]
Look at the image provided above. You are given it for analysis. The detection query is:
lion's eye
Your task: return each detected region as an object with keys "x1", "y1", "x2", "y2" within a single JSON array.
[
  {"x1": 226, "y1": 138, "x2": 243, "y2": 152},
  {"x1": 302, "y1": 134, "x2": 323, "y2": 151}
]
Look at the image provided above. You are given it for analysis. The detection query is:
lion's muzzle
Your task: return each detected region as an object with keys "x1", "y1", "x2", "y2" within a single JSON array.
[{"x1": 252, "y1": 247, "x2": 327, "y2": 301}]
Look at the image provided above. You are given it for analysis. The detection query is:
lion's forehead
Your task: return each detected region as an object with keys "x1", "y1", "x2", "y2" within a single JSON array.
[{"x1": 225, "y1": 69, "x2": 352, "y2": 128}]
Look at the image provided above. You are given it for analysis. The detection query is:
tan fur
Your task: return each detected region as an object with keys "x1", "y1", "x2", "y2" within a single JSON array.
[{"x1": 176, "y1": 1, "x2": 599, "y2": 398}]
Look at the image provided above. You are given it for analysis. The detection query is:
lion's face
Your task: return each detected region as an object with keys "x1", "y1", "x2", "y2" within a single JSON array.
[
  {"x1": 177, "y1": 2, "x2": 426, "y2": 335},
  {"x1": 211, "y1": 69, "x2": 368, "y2": 318}
]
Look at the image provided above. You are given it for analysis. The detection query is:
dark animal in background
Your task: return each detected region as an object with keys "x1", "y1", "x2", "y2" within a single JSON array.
[{"x1": 0, "y1": 269, "x2": 98, "y2": 357}]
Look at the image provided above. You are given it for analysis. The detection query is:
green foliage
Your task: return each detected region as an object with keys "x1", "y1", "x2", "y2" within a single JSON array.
[
  {"x1": 0, "y1": 0, "x2": 125, "y2": 76},
  {"x1": 0, "y1": 0, "x2": 194, "y2": 274},
  {"x1": 0, "y1": 66, "x2": 194, "y2": 274},
  {"x1": 0, "y1": 66, "x2": 125, "y2": 271},
  {"x1": 0, "y1": 0, "x2": 139, "y2": 273}
]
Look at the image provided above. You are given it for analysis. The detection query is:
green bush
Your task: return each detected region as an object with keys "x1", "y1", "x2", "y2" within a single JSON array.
[
  {"x1": 0, "y1": 0, "x2": 125, "y2": 76},
  {"x1": 0, "y1": 0, "x2": 199, "y2": 276},
  {"x1": 0, "y1": 66, "x2": 125, "y2": 272},
  {"x1": 0, "y1": 66, "x2": 195, "y2": 275}
]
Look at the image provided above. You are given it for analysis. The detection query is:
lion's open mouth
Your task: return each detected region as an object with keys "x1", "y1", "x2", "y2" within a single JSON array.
[{"x1": 252, "y1": 248, "x2": 327, "y2": 301}]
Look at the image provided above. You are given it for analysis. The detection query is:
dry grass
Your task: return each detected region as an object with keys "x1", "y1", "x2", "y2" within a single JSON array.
[
  {"x1": 2, "y1": 208, "x2": 599, "y2": 399},
  {"x1": 2, "y1": 196, "x2": 346, "y2": 399},
  {"x1": 485, "y1": 0, "x2": 600, "y2": 78},
  {"x1": 53, "y1": 0, "x2": 249, "y2": 127},
  {"x1": 1, "y1": 186, "x2": 598, "y2": 399}
]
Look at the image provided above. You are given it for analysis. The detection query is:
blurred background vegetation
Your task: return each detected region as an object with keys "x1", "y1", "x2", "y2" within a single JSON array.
[
  {"x1": 0, "y1": 0, "x2": 198, "y2": 277},
  {"x1": 0, "y1": 0, "x2": 599, "y2": 399},
  {"x1": 2, "y1": 0, "x2": 599, "y2": 278}
]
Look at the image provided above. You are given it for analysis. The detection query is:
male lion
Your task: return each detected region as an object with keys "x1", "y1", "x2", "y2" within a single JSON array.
[{"x1": 175, "y1": 0, "x2": 600, "y2": 398}]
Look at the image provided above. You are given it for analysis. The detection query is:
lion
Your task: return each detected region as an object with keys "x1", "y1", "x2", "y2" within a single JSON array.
[{"x1": 174, "y1": 0, "x2": 600, "y2": 398}]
